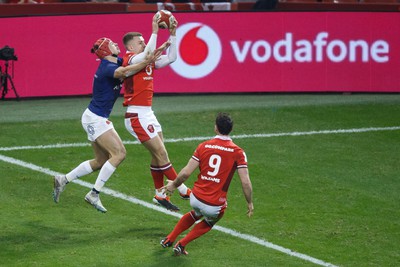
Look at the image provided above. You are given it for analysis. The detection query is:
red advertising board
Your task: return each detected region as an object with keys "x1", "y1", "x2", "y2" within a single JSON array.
[{"x1": 0, "y1": 12, "x2": 399, "y2": 98}]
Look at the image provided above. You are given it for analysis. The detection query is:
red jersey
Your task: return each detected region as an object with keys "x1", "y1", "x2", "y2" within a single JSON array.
[
  {"x1": 122, "y1": 52, "x2": 155, "y2": 107},
  {"x1": 191, "y1": 135, "x2": 248, "y2": 206}
]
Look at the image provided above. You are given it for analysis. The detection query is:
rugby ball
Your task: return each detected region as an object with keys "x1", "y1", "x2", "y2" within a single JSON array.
[{"x1": 156, "y1": 10, "x2": 175, "y2": 29}]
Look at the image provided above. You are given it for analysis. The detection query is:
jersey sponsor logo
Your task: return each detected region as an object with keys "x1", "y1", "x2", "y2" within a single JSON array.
[
  {"x1": 145, "y1": 65, "x2": 153, "y2": 76},
  {"x1": 171, "y1": 23, "x2": 222, "y2": 79}
]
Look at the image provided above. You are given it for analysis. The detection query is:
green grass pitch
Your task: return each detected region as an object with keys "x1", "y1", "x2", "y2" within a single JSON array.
[{"x1": 0, "y1": 94, "x2": 399, "y2": 266}]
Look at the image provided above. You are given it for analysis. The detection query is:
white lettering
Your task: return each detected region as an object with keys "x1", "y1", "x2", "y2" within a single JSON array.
[
  {"x1": 205, "y1": 144, "x2": 234, "y2": 152},
  {"x1": 230, "y1": 32, "x2": 389, "y2": 63},
  {"x1": 294, "y1": 40, "x2": 312, "y2": 62},
  {"x1": 313, "y1": 32, "x2": 328, "y2": 62},
  {"x1": 201, "y1": 175, "x2": 220, "y2": 183},
  {"x1": 274, "y1": 33, "x2": 292, "y2": 62},
  {"x1": 230, "y1": 40, "x2": 252, "y2": 63},
  {"x1": 251, "y1": 40, "x2": 271, "y2": 63},
  {"x1": 349, "y1": 40, "x2": 369, "y2": 62},
  {"x1": 371, "y1": 40, "x2": 389, "y2": 63},
  {"x1": 327, "y1": 40, "x2": 347, "y2": 62}
]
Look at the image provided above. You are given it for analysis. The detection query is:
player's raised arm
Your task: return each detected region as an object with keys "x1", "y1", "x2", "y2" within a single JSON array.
[{"x1": 115, "y1": 52, "x2": 154, "y2": 79}]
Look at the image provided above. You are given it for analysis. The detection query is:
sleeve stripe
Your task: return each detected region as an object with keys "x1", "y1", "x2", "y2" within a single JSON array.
[
  {"x1": 192, "y1": 155, "x2": 200, "y2": 162},
  {"x1": 237, "y1": 165, "x2": 248, "y2": 169}
]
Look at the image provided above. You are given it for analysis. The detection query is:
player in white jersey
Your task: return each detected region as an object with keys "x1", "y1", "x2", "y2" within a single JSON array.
[{"x1": 52, "y1": 37, "x2": 153, "y2": 213}]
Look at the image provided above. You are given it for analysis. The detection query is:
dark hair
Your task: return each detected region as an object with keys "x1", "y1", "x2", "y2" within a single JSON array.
[
  {"x1": 216, "y1": 112, "x2": 233, "y2": 135},
  {"x1": 122, "y1": 32, "x2": 143, "y2": 46}
]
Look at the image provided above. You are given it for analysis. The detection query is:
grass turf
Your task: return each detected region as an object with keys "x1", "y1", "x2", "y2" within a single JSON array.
[{"x1": 0, "y1": 94, "x2": 399, "y2": 266}]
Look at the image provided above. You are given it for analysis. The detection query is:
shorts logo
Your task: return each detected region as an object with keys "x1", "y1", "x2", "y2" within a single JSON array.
[
  {"x1": 106, "y1": 120, "x2": 111, "y2": 125},
  {"x1": 147, "y1": 124, "x2": 155, "y2": 133},
  {"x1": 87, "y1": 125, "x2": 95, "y2": 135},
  {"x1": 170, "y1": 23, "x2": 222, "y2": 79}
]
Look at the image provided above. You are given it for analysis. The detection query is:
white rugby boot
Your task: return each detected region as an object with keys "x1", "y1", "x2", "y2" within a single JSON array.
[
  {"x1": 53, "y1": 175, "x2": 67, "y2": 203},
  {"x1": 85, "y1": 191, "x2": 107, "y2": 213}
]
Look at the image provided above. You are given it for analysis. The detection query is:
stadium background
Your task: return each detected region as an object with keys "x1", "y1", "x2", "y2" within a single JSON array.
[
  {"x1": 1, "y1": 1, "x2": 400, "y2": 98},
  {"x1": 0, "y1": 2, "x2": 399, "y2": 266}
]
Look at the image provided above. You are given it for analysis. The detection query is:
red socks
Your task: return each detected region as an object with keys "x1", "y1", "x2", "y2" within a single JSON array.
[
  {"x1": 151, "y1": 163, "x2": 178, "y2": 189},
  {"x1": 167, "y1": 210, "x2": 213, "y2": 247},
  {"x1": 150, "y1": 165, "x2": 164, "y2": 189},
  {"x1": 179, "y1": 220, "x2": 213, "y2": 247},
  {"x1": 167, "y1": 211, "x2": 199, "y2": 241}
]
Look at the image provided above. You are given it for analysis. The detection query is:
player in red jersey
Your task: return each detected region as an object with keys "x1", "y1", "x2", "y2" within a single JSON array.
[
  {"x1": 160, "y1": 113, "x2": 254, "y2": 256},
  {"x1": 121, "y1": 14, "x2": 191, "y2": 211}
]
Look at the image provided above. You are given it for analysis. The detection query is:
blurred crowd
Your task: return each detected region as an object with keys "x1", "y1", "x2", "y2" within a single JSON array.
[{"x1": 1, "y1": 0, "x2": 276, "y2": 8}]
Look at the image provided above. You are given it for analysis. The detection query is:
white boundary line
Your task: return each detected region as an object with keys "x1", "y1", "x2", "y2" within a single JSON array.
[
  {"x1": 0, "y1": 154, "x2": 338, "y2": 267},
  {"x1": 1, "y1": 126, "x2": 399, "y2": 152},
  {"x1": 3, "y1": 126, "x2": 399, "y2": 266}
]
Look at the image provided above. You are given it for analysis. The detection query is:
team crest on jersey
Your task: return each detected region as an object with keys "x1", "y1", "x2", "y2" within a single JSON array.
[{"x1": 147, "y1": 124, "x2": 155, "y2": 133}]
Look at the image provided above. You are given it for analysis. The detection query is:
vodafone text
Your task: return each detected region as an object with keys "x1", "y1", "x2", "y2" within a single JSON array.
[{"x1": 230, "y1": 32, "x2": 389, "y2": 63}]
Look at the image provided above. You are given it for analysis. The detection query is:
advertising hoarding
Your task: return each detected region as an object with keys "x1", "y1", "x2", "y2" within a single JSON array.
[{"x1": 0, "y1": 12, "x2": 399, "y2": 98}]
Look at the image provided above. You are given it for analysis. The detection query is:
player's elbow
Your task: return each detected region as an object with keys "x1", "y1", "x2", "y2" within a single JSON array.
[{"x1": 169, "y1": 55, "x2": 177, "y2": 63}]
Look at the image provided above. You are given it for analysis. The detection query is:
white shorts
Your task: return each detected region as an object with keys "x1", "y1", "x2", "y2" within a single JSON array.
[
  {"x1": 124, "y1": 106, "x2": 162, "y2": 143},
  {"x1": 81, "y1": 108, "x2": 114, "y2": 142},
  {"x1": 190, "y1": 193, "x2": 226, "y2": 224}
]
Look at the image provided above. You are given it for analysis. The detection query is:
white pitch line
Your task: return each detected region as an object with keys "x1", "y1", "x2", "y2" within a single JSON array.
[
  {"x1": 1, "y1": 126, "x2": 399, "y2": 152},
  {"x1": 0, "y1": 153, "x2": 338, "y2": 267}
]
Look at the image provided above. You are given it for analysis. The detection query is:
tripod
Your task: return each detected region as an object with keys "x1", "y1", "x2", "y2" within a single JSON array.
[{"x1": 1, "y1": 60, "x2": 19, "y2": 100}]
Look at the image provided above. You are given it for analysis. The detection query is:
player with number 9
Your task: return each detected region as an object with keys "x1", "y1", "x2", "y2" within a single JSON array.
[{"x1": 160, "y1": 112, "x2": 254, "y2": 256}]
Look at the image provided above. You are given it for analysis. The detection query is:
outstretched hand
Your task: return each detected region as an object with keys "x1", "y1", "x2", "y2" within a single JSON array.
[
  {"x1": 169, "y1": 17, "x2": 178, "y2": 36},
  {"x1": 246, "y1": 203, "x2": 254, "y2": 218},
  {"x1": 161, "y1": 180, "x2": 177, "y2": 196},
  {"x1": 152, "y1": 13, "x2": 160, "y2": 34}
]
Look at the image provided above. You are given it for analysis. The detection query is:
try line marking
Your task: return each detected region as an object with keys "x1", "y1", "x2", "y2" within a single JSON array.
[
  {"x1": 2, "y1": 126, "x2": 399, "y2": 266},
  {"x1": 1, "y1": 125, "x2": 400, "y2": 151}
]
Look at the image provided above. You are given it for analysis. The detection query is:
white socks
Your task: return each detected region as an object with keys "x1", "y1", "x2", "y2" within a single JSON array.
[
  {"x1": 93, "y1": 161, "x2": 116, "y2": 192},
  {"x1": 155, "y1": 181, "x2": 189, "y2": 198},
  {"x1": 65, "y1": 160, "x2": 93, "y2": 182},
  {"x1": 177, "y1": 183, "x2": 189, "y2": 195}
]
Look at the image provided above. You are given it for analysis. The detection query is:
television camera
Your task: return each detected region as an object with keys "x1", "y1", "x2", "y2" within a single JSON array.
[{"x1": 0, "y1": 45, "x2": 19, "y2": 100}]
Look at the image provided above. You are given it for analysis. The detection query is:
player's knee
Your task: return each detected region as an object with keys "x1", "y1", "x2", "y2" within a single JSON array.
[
  {"x1": 115, "y1": 147, "x2": 126, "y2": 163},
  {"x1": 155, "y1": 148, "x2": 168, "y2": 161},
  {"x1": 92, "y1": 158, "x2": 107, "y2": 170}
]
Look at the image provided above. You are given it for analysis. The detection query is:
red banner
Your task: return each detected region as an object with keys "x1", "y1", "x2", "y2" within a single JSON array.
[{"x1": 0, "y1": 12, "x2": 399, "y2": 98}]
